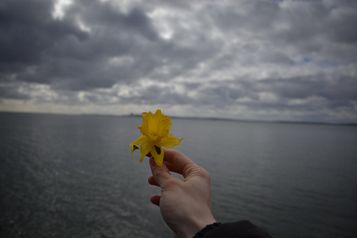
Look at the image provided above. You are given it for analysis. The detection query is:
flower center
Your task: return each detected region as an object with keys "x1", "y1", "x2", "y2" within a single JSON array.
[{"x1": 149, "y1": 132, "x2": 159, "y2": 141}]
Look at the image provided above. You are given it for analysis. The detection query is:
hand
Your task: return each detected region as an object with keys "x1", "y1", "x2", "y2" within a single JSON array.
[{"x1": 148, "y1": 150, "x2": 216, "y2": 238}]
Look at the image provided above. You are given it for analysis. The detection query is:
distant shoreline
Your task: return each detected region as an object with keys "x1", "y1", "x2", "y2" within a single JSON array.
[{"x1": 0, "y1": 110, "x2": 356, "y2": 127}]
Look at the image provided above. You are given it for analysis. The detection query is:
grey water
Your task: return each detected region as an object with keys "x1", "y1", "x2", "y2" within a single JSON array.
[{"x1": 0, "y1": 112, "x2": 356, "y2": 238}]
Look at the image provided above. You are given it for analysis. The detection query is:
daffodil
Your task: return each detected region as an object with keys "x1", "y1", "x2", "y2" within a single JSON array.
[{"x1": 130, "y1": 109, "x2": 182, "y2": 167}]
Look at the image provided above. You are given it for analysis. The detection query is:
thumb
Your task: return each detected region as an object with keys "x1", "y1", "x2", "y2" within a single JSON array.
[{"x1": 149, "y1": 158, "x2": 171, "y2": 188}]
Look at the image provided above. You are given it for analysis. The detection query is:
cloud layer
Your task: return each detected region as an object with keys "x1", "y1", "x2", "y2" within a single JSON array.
[{"x1": 1, "y1": 0, "x2": 357, "y2": 123}]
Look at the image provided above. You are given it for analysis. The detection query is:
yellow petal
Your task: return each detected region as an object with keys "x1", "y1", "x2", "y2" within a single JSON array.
[
  {"x1": 160, "y1": 134, "x2": 182, "y2": 148},
  {"x1": 155, "y1": 109, "x2": 171, "y2": 138},
  {"x1": 151, "y1": 145, "x2": 164, "y2": 167},
  {"x1": 140, "y1": 141, "x2": 153, "y2": 162},
  {"x1": 129, "y1": 135, "x2": 147, "y2": 152},
  {"x1": 139, "y1": 109, "x2": 171, "y2": 141},
  {"x1": 138, "y1": 112, "x2": 150, "y2": 136},
  {"x1": 130, "y1": 109, "x2": 182, "y2": 166}
]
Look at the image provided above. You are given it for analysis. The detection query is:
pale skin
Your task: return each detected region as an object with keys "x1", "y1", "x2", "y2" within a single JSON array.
[{"x1": 148, "y1": 149, "x2": 216, "y2": 238}]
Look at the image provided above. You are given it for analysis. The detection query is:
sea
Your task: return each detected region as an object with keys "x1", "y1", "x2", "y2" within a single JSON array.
[{"x1": 0, "y1": 112, "x2": 356, "y2": 238}]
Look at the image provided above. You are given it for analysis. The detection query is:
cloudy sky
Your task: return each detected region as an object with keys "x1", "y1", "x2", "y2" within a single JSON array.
[{"x1": 1, "y1": 0, "x2": 357, "y2": 123}]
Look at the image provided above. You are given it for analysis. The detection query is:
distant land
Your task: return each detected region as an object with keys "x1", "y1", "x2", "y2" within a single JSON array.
[
  {"x1": 0, "y1": 110, "x2": 356, "y2": 127},
  {"x1": 125, "y1": 113, "x2": 357, "y2": 127}
]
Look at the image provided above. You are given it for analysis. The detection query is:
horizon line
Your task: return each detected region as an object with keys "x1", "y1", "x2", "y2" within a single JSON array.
[{"x1": 0, "y1": 110, "x2": 356, "y2": 127}]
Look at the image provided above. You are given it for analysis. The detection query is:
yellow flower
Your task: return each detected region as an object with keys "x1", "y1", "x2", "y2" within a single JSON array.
[{"x1": 130, "y1": 109, "x2": 182, "y2": 167}]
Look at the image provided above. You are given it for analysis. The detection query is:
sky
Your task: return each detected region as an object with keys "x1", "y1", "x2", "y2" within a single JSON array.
[{"x1": 0, "y1": 0, "x2": 357, "y2": 123}]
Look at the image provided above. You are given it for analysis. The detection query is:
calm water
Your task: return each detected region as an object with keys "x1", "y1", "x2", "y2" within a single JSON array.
[{"x1": 0, "y1": 112, "x2": 357, "y2": 238}]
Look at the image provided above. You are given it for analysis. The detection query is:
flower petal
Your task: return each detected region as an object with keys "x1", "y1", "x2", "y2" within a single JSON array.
[
  {"x1": 140, "y1": 141, "x2": 153, "y2": 162},
  {"x1": 138, "y1": 112, "x2": 150, "y2": 136},
  {"x1": 160, "y1": 134, "x2": 182, "y2": 148},
  {"x1": 151, "y1": 145, "x2": 164, "y2": 167},
  {"x1": 139, "y1": 109, "x2": 171, "y2": 140},
  {"x1": 154, "y1": 109, "x2": 171, "y2": 138},
  {"x1": 129, "y1": 135, "x2": 147, "y2": 152}
]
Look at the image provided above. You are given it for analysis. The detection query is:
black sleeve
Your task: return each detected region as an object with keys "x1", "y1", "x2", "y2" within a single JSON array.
[{"x1": 193, "y1": 220, "x2": 273, "y2": 238}]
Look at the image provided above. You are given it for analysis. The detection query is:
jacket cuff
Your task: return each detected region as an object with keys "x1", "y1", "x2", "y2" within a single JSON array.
[
  {"x1": 193, "y1": 220, "x2": 273, "y2": 238},
  {"x1": 193, "y1": 222, "x2": 221, "y2": 238}
]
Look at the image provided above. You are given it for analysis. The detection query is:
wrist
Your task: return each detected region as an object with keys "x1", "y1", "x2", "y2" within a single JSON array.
[{"x1": 179, "y1": 213, "x2": 216, "y2": 238}]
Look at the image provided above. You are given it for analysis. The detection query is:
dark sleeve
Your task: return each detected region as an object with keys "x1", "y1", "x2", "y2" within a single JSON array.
[{"x1": 193, "y1": 220, "x2": 273, "y2": 238}]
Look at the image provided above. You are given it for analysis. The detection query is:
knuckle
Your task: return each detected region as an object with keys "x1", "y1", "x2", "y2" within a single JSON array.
[
  {"x1": 163, "y1": 178, "x2": 179, "y2": 189},
  {"x1": 198, "y1": 168, "x2": 210, "y2": 180}
]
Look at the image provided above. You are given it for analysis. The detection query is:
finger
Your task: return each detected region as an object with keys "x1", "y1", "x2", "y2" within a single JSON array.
[
  {"x1": 149, "y1": 158, "x2": 172, "y2": 188},
  {"x1": 148, "y1": 175, "x2": 159, "y2": 187},
  {"x1": 150, "y1": 195, "x2": 160, "y2": 206},
  {"x1": 164, "y1": 149, "x2": 202, "y2": 178}
]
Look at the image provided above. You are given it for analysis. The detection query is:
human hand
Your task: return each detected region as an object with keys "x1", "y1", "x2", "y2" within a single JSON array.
[{"x1": 148, "y1": 150, "x2": 216, "y2": 238}]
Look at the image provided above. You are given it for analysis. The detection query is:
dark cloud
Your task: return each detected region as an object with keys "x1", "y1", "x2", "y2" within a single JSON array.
[
  {"x1": 0, "y1": 0, "x2": 162, "y2": 89},
  {"x1": 1, "y1": 0, "x2": 222, "y2": 91},
  {"x1": 0, "y1": 83, "x2": 30, "y2": 100},
  {"x1": 191, "y1": 74, "x2": 357, "y2": 109},
  {"x1": 0, "y1": 0, "x2": 87, "y2": 64},
  {"x1": 0, "y1": 0, "x2": 356, "y2": 123}
]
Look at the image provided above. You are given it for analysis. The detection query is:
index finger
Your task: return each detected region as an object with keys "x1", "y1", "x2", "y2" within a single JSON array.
[{"x1": 164, "y1": 149, "x2": 202, "y2": 178}]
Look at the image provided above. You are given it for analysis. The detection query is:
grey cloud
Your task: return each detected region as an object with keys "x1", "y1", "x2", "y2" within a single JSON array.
[
  {"x1": 0, "y1": 0, "x2": 221, "y2": 91},
  {"x1": 120, "y1": 85, "x2": 191, "y2": 105},
  {"x1": 62, "y1": 72, "x2": 357, "y2": 116},
  {"x1": 261, "y1": 75, "x2": 357, "y2": 103},
  {"x1": 192, "y1": 74, "x2": 357, "y2": 113},
  {"x1": 0, "y1": 83, "x2": 30, "y2": 100},
  {"x1": 0, "y1": 0, "x2": 87, "y2": 64},
  {"x1": 0, "y1": 0, "x2": 163, "y2": 90},
  {"x1": 0, "y1": 0, "x2": 356, "y2": 123},
  {"x1": 208, "y1": 0, "x2": 357, "y2": 65},
  {"x1": 194, "y1": 84, "x2": 248, "y2": 107}
]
